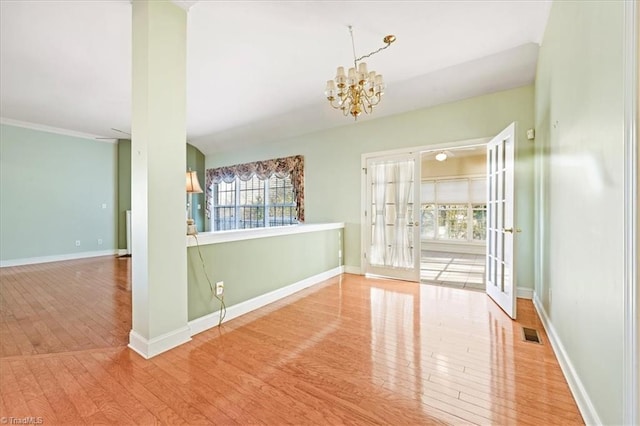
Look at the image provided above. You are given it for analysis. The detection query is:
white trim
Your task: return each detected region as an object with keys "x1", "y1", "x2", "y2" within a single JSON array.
[
  {"x1": 186, "y1": 222, "x2": 344, "y2": 247},
  {"x1": 623, "y1": 1, "x2": 639, "y2": 424},
  {"x1": 516, "y1": 287, "x2": 533, "y2": 300},
  {"x1": 189, "y1": 266, "x2": 344, "y2": 336},
  {"x1": 0, "y1": 249, "x2": 118, "y2": 268},
  {"x1": 344, "y1": 265, "x2": 362, "y2": 275},
  {"x1": 0, "y1": 117, "x2": 116, "y2": 142},
  {"x1": 533, "y1": 294, "x2": 601, "y2": 425},
  {"x1": 361, "y1": 137, "x2": 491, "y2": 161},
  {"x1": 117, "y1": 249, "x2": 129, "y2": 256},
  {"x1": 128, "y1": 326, "x2": 192, "y2": 359}
]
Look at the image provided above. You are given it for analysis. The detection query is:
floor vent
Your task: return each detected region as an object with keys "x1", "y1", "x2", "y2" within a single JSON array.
[{"x1": 522, "y1": 327, "x2": 542, "y2": 344}]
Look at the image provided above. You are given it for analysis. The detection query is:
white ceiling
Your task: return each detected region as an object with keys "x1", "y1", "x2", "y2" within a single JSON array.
[{"x1": 0, "y1": 1, "x2": 551, "y2": 155}]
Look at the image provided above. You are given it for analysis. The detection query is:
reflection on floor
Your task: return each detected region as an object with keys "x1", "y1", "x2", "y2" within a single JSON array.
[{"x1": 421, "y1": 250, "x2": 485, "y2": 291}]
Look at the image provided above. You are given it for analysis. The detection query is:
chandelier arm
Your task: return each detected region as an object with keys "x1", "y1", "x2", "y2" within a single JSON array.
[
  {"x1": 328, "y1": 98, "x2": 345, "y2": 109},
  {"x1": 360, "y1": 89, "x2": 381, "y2": 105},
  {"x1": 355, "y1": 42, "x2": 393, "y2": 63}
]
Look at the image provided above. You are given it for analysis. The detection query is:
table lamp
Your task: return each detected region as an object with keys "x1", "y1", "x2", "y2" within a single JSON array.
[{"x1": 186, "y1": 169, "x2": 203, "y2": 235}]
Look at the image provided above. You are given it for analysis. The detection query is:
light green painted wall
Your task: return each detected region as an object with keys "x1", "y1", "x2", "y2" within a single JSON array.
[
  {"x1": 0, "y1": 124, "x2": 117, "y2": 260},
  {"x1": 116, "y1": 141, "x2": 204, "y2": 249},
  {"x1": 186, "y1": 143, "x2": 205, "y2": 232},
  {"x1": 117, "y1": 139, "x2": 131, "y2": 250},
  {"x1": 206, "y1": 85, "x2": 535, "y2": 289},
  {"x1": 188, "y1": 228, "x2": 342, "y2": 320},
  {"x1": 534, "y1": 1, "x2": 624, "y2": 424}
]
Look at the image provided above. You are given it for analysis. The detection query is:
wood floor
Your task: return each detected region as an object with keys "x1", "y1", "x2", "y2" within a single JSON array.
[{"x1": 0, "y1": 257, "x2": 583, "y2": 425}]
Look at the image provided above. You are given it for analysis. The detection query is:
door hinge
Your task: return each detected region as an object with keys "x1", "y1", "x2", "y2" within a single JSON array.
[
  {"x1": 364, "y1": 252, "x2": 367, "y2": 259},
  {"x1": 364, "y1": 210, "x2": 367, "y2": 217},
  {"x1": 362, "y1": 167, "x2": 367, "y2": 174}
]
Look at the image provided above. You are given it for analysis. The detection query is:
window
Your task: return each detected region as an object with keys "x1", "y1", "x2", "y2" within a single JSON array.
[
  {"x1": 213, "y1": 175, "x2": 298, "y2": 231},
  {"x1": 420, "y1": 177, "x2": 487, "y2": 242},
  {"x1": 205, "y1": 155, "x2": 304, "y2": 231}
]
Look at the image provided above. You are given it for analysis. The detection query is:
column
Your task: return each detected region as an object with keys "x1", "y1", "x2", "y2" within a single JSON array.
[{"x1": 129, "y1": 0, "x2": 189, "y2": 358}]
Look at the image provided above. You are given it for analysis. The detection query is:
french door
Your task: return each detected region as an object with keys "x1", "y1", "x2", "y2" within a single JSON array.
[
  {"x1": 486, "y1": 123, "x2": 518, "y2": 319},
  {"x1": 364, "y1": 153, "x2": 420, "y2": 281}
]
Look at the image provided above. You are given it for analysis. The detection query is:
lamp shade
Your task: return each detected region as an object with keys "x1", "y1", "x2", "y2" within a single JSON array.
[{"x1": 186, "y1": 170, "x2": 203, "y2": 193}]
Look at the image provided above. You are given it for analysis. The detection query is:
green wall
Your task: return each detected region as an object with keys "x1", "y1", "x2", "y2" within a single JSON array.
[
  {"x1": 117, "y1": 139, "x2": 131, "y2": 250},
  {"x1": 115, "y1": 140, "x2": 205, "y2": 250},
  {"x1": 0, "y1": 124, "x2": 117, "y2": 261},
  {"x1": 206, "y1": 85, "x2": 535, "y2": 289},
  {"x1": 188, "y1": 228, "x2": 342, "y2": 320},
  {"x1": 534, "y1": 1, "x2": 624, "y2": 424}
]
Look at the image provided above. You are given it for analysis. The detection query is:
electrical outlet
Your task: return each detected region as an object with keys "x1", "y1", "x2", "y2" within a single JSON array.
[
  {"x1": 216, "y1": 281, "x2": 224, "y2": 296},
  {"x1": 97, "y1": 238, "x2": 103, "y2": 245},
  {"x1": 75, "y1": 240, "x2": 81, "y2": 247}
]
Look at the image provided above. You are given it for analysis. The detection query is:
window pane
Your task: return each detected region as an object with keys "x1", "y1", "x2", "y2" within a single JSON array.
[
  {"x1": 213, "y1": 174, "x2": 298, "y2": 231},
  {"x1": 472, "y1": 204, "x2": 487, "y2": 240},
  {"x1": 214, "y1": 181, "x2": 236, "y2": 231},
  {"x1": 437, "y1": 204, "x2": 468, "y2": 240},
  {"x1": 216, "y1": 181, "x2": 235, "y2": 206},
  {"x1": 238, "y1": 176, "x2": 265, "y2": 228},
  {"x1": 268, "y1": 174, "x2": 297, "y2": 226},
  {"x1": 420, "y1": 204, "x2": 436, "y2": 239}
]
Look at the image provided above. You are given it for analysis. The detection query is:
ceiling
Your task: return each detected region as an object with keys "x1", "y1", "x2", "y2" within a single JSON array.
[{"x1": 0, "y1": 1, "x2": 551, "y2": 155}]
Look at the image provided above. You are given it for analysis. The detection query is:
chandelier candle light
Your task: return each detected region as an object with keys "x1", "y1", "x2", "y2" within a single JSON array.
[{"x1": 325, "y1": 26, "x2": 396, "y2": 119}]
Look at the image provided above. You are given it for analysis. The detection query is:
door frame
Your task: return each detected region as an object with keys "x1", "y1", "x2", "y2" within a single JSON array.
[
  {"x1": 622, "y1": 1, "x2": 638, "y2": 423},
  {"x1": 360, "y1": 137, "x2": 490, "y2": 277}
]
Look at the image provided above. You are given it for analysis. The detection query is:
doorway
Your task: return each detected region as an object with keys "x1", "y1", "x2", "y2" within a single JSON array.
[
  {"x1": 362, "y1": 123, "x2": 518, "y2": 319},
  {"x1": 419, "y1": 145, "x2": 488, "y2": 292}
]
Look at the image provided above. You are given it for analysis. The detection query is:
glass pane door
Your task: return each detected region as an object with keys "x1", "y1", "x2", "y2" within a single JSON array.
[{"x1": 365, "y1": 153, "x2": 420, "y2": 282}]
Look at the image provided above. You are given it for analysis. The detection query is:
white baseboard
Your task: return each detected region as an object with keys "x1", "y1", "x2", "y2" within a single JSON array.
[
  {"x1": 117, "y1": 249, "x2": 129, "y2": 256},
  {"x1": 344, "y1": 265, "x2": 362, "y2": 275},
  {"x1": 533, "y1": 294, "x2": 601, "y2": 425},
  {"x1": 516, "y1": 287, "x2": 533, "y2": 299},
  {"x1": 0, "y1": 249, "x2": 118, "y2": 268},
  {"x1": 189, "y1": 265, "x2": 344, "y2": 336},
  {"x1": 128, "y1": 326, "x2": 192, "y2": 359}
]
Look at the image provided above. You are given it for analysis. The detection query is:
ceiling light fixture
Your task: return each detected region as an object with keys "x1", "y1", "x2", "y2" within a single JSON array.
[
  {"x1": 435, "y1": 152, "x2": 448, "y2": 162},
  {"x1": 325, "y1": 26, "x2": 396, "y2": 120}
]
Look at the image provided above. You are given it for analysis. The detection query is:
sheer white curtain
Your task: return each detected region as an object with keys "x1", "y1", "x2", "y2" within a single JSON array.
[
  {"x1": 370, "y1": 163, "x2": 387, "y2": 265},
  {"x1": 369, "y1": 159, "x2": 414, "y2": 268},
  {"x1": 390, "y1": 160, "x2": 414, "y2": 267}
]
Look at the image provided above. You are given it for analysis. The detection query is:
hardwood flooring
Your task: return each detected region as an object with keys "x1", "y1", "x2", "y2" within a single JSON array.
[{"x1": 0, "y1": 257, "x2": 583, "y2": 425}]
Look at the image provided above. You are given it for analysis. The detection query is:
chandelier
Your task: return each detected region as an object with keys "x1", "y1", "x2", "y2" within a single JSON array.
[{"x1": 324, "y1": 26, "x2": 396, "y2": 120}]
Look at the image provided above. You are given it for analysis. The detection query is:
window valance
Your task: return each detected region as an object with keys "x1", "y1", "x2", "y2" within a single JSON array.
[{"x1": 205, "y1": 155, "x2": 305, "y2": 221}]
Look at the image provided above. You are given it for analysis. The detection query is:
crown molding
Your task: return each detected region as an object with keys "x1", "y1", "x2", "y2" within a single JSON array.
[{"x1": 0, "y1": 117, "x2": 117, "y2": 143}]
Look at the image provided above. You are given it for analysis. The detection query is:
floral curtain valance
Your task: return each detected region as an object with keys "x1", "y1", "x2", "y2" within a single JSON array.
[{"x1": 205, "y1": 155, "x2": 305, "y2": 221}]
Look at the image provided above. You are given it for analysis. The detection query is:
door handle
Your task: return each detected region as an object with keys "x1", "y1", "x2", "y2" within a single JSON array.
[{"x1": 503, "y1": 227, "x2": 522, "y2": 233}]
